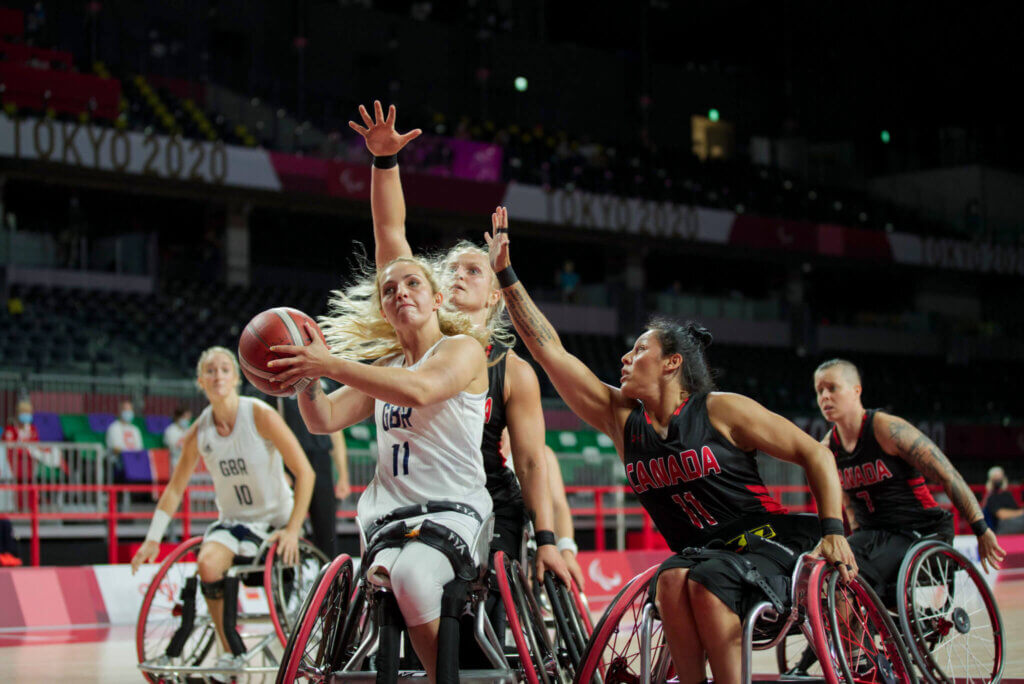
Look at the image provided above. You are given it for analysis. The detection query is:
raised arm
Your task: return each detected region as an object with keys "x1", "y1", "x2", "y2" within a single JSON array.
[
  {"x1": 485, "y1": 207, "x2": 631, "y2": 446},
  {"x1": 271, "y1": 329, "x2": 486, "y2": 411},
  {"x1": 349, "y1": 101, "x2": 420, "y2": 266},
  {"x1": 875, "y1": 412, "x2": 1005, "y2": 571},
  {"x1": 708, "y1": 391, "x2": 858, "y2": 581}
]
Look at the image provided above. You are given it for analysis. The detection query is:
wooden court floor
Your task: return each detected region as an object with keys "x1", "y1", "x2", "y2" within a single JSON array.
[{"x1": 2, "y1": 578, "x2": 1023, "y2": 682}]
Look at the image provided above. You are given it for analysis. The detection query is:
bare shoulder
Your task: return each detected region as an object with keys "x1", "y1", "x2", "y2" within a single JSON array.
[
  {"x1": 440, "y1": 334, "x2": 486, "y2": 356},
  {"x1": 505, "y1": 349, "x2": 540, "y2": 383},
  {"x1": 706, "y1": 391, "x2": 760, "y2": 417}
]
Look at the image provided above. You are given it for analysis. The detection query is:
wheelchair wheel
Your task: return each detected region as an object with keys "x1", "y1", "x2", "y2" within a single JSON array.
[
  {"x1": 569, "y1": 580, "x2": 594, "y2": 636},
  {"x1": 542, "y1": 573, "x2": 589, "y2": 674},
  {"x1": 276, "y1": 555, "x2": 354, "y2": 684},
  {"x1": 823, "y1": 569, "x2": 917, "y2": 684},
  {"x1": 494, "y1": 550, "x2": 567, "y2": 684},
  {"x1": 266, "y1": 539, "x2": 331, "y2": 646},
  {"x1": 574, "y1": 565, "x2": 674, "y2": 684},
  {"x1": 897, "y1": 542, "x2": 1004, "y2": 684},
  {"x1": 136, "y1": 537, "x2": 217, "y2": 683}
]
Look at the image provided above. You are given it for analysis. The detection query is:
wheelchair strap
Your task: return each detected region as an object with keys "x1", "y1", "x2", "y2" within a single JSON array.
[
  {"x1": 365, "y1": 501, "x2": 482, "y2": 542},
  {"x1": 364, "y1": 519, "x2": 478, "y2": 582},
  {"x1": 680, "y1": 547, "x2": 788, "y2": 614}
]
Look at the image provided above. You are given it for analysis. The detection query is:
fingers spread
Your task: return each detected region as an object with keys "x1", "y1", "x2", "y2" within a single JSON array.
[
  {"x1": 386, "y1": 104, "x2": 396, "y2": 126},
  {"x1": 358, "y1": 104, "x2": 373, "y2": 128},
  {"x1": 374, "y1": 100, "x2": 385, "y2": 124},
  {"x1": 348, "y1": 121, "x2": 369, "y2": 136}
]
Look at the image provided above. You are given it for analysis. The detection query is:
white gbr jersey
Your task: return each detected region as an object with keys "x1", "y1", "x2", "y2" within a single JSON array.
[
  {"x1": 196, "y1": 397, "x2": 293, "y2": 526},
  {"x1": 357, "y1": 337, "x2": 492, "y2": 525}
]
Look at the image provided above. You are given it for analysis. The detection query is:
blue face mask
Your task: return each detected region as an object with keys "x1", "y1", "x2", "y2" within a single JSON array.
[
  {"x1": 177, "y1": 418, "x2": 190, "y2": 429},
  {"x1": 18, "y1": 412, "x2": 33, "y2": 425},
  {"x1": 121, "y1": 410, "x2": 135, "y2": 423}
]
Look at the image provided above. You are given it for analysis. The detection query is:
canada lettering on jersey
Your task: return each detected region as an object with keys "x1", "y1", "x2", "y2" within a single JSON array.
[
  {"x1": 839, "y1": 458, "x2": 894, "y2": 489},
  {"x1": 626, "y1": 446, "x2": 722, "y2": 494},
  {"x1": 381, "y1": 403, "x2": 413, "y2": 432}
]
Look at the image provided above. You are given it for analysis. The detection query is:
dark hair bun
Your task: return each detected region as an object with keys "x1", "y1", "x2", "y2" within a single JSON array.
[{"x1": 685, "y1": 323, "x2": 713, "y2": 349}]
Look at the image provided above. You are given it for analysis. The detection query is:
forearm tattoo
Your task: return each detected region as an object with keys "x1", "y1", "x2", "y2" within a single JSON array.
[
  {"x1": 503, "y1": 284, "x2": 560, "y2": 349},
  {"x1": 302, "y1": 379, "x2": 324, "y2": 401},
  {"x1": 888, "y1": 418, "x2": 983, "y2": 522}
]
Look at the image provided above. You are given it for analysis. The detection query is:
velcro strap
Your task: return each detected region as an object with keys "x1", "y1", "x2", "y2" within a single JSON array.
[
  {"x1": 366, "y1": 501, "x2": 482, "y2": 541},
  {"x1": 680, "y1": 547, "x2": 788, "y2": 614},
  {"x1": 363, "y1": 519, "x2": 477, "y2": 582}
]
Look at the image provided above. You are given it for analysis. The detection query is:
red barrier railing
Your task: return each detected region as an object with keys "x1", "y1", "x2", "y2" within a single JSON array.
[{"x1": 0, "y1": 482, "x2": 1014, "y2": 566}]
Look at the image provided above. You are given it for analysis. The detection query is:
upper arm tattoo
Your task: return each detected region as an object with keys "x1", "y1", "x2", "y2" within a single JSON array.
[{"x1": 886, "y1": 417, "x2": 982, "y2": 522}]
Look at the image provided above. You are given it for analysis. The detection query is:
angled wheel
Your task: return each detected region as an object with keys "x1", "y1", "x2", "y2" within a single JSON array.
[
  {"x1": 495, "y1": 550, "x2": 567, "y2": 684},
  {"x1": 897, "y1": 542, "x2": 1003, "y2": 684},
  {"x1": 569, "y1": 580, "x2": 594, "y2": 637},
  {"x1": 542, "y1": 573, "x2": 589, "y2": 675},
  {"x1": 276, "y1": 555, "x2": 354, "y2": 684},
  {"x1": 266, "y1": 539, "x2": 331, "y2": 646},
  {"x1": 821, "y1": 568, "x2": 917, "y2": 684},
  {"x1": 136, "y1": 537, "x2": 217, "y2": 683},
  {"x1": 573, "y1": 565, "x2": 673, "y2": 684}
]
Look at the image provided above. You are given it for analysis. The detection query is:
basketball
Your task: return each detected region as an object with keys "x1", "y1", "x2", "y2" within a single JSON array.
[{"x1": 238, "y1": 307, "x2": 327, "y2": 397}]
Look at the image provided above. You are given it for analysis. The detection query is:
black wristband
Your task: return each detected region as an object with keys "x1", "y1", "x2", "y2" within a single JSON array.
[
  {"x1": 970, "y1": 519, "x2": 989, "y2": 537},
  {"x1": 820, "y1": 517, "x2": 845, "y2": 537},
  {"x1": 372, "y1": 154, "x2": 398, "y2": 169},
  {"x1": 535, "y1": 530, "x2": 556, "y2": 547},
  {"x1": 495, "y1": 266, "x2": 518, "y2": 288}
]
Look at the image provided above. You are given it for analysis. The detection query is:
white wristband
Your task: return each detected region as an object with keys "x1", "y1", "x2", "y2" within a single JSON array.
[
  {"x1": 557, "y1": 537, "x2": 578, "y2": 555},
  {"x1": 145, "y1": 509, "x2": 172, "y2": 544}
]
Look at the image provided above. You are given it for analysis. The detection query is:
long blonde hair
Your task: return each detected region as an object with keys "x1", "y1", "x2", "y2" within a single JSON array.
[
  {"x1": 320, "y1": 254, "x2": 488, "y2": 361},
  {"x1": 438, "y1": 240, "x2": 516, "y2": 350}
]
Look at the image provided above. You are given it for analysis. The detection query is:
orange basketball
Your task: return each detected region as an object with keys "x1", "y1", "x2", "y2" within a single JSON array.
[{"x1": 238, "y1": 307, "x2": 326, "y2": 397}]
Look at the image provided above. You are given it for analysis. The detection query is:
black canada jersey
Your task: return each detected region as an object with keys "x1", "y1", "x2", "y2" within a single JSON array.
[
  {"x1": 623, "y1": 392, "x2": 787, "y2": 551},
  {"x1": 829, "y1": 409, "x2": 950, "y2": 532},
  {"x1": 481, "y1": 342, "x2": 523, "y2": 508}
]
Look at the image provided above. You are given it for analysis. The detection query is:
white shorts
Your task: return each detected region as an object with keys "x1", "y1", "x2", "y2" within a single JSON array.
[
  {"x1": 203, "y1": 519, "x2": 275, "y2": 558},
  {"x1": 362, "y1": 511, "x2": 485, "y2": 626}
]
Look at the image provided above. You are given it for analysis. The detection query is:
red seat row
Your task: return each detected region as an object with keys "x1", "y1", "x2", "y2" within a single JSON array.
[
  {"x1": 0, "y1": 39, "x2": 74, "y2": 69},
  {"x1": 0, "y1": 61, "x2": 121, "y2": 119}
]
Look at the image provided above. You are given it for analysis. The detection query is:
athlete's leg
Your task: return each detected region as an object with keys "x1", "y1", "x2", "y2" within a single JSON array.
[
  {"x1": 197, "y1": 541, "x2": 236, "y2": 652},
  {"x1": 389, "y1": 542, "x2": 456, "y2": 683},
  {"x1": 688, "y1": 580, "x2": 742, "y2": 684},
  {"x1": 654, "y1": 568, "x2": 707, "y2": 683}
]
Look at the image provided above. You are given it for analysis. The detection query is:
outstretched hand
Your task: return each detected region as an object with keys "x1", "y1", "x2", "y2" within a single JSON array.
[
  {"x1": 483, "y1": 206, "x2": 511, "y2": 274},
  {"x1": 978, "y1": 529, "x2": 1006, "y2": 573},
  {"x1": 268, "y1": 321, "x2": 335, "y2": 386},
  {"x1": 349, "y1": 101, "x2": 422, "y2": 157}
]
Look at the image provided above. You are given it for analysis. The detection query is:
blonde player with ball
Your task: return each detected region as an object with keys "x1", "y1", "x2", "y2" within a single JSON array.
[
  {"x1": 267, "y1": 254, "x2": 492, "y2": 684},
  {"x1": 131, "y1": 346, "x2": 314, "y2": 677}
]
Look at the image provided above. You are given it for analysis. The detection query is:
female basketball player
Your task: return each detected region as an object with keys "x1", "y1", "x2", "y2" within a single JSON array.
[
  {"x1": 131, "y1": 346, "x2": 315, "y2": 675},
  {"x1": 814, "y1": 359, "x2": 1004, "y2": 580},
  {"x1": 267, "y1": 255, "x2": 492, "y2": 683},
  {"x1": 347, "y1": 100, "x2": 570, "y2": 588},
  {"x1": 485, "y1": 207, "x2": 856, "y2": 684}
]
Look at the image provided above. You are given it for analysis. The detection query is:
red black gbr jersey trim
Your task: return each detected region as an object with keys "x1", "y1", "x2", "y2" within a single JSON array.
[
  {"x1": 828, "y1": 409, "x2": 950, "y2": 532},
  {"x1": 623, "y1": 392, "x2": 787, "y2": 551}
]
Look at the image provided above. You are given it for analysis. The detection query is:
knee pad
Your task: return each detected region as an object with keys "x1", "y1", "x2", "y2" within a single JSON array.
[
  {"x1": 200, "y1": 577, "x2": 226, "y2": 599},
  {"x1": 440, "y1": 578, "x2": 469, "y2": 619}
]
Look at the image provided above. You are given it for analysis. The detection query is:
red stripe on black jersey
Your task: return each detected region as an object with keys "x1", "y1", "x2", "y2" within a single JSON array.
[
  {"x1": 829, "y1": 409, "x2": 949, "y2": 533},
  {"x1": 746, "y1": 484, "x2": 789, "y2": 514}
]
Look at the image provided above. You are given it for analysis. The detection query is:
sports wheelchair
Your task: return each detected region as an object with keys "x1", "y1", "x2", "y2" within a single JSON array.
[
  {"x1": 779, "y1": 536, "x2": 1005, "y2": 684},
  {"x1": 574, "y1": 552, "x2": 917, "y2": 684},
  {"x1": 136, "y1": 535, "x2": 330, "y2": 683},
  {"x1": 276, "y1": 503, "x2": 593, "y2": 683}
]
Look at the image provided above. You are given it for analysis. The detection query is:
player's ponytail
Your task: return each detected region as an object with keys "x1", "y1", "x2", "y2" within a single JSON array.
[{"x1": 646, "y1": 316, "x2": 716, "y2": 395}]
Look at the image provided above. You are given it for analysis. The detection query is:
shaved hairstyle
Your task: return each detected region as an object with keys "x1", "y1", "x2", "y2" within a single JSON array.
[{"x1": 814, "y1": 358, "x2": 861, "y2": 385}]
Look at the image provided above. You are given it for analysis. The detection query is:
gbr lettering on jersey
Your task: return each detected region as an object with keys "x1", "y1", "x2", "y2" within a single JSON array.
[
  {"x1": 381, "y1": 402, "x2": 413, "y2": 431},
  {"x1": 626, "y1": 445, "x2": 722, "y2": 493}
]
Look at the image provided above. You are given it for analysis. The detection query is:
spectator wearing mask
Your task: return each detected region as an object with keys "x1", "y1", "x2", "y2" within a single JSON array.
[
  {"x1": 163, "y1": 406, "x2": 193, "y2": 469},
  {"x1": 3, "y1": 400, "x2": 40, "y2": 486},
  {"x1": 106, "y1": 400, "x2": 144, "y2": 480},
  {"x1": 984, "y1": 467, "x2": 1024, "y2": 534}
]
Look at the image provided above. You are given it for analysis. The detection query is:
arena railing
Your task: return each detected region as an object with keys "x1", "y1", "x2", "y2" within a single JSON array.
[
  {"x1": 0, "y1": 483, "x2": 995, "y2": 568},
  {"x1": 0, "y1": 441, "x2": 107, "y2": 512}
]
